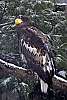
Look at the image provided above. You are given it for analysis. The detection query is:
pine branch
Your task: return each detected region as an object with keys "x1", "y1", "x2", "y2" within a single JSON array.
[{"x1": 0, "y1": 21, "x2": 14, "y2": 28}]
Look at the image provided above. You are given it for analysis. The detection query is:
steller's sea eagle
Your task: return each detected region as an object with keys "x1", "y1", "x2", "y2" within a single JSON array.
[{"x1": 15, "y1": 15, "x2": 55, "y2": 93}]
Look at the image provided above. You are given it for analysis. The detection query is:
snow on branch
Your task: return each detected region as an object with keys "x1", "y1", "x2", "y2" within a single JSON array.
[
  {"x1": 52, "y1": 75, "x2": 67, "y2": 90},
  {"x1": 0, "y1": 58, "x2": 67, "y2": 90},
  {"x1": 54, "y1": 75, "x2": 67, "y2": 83},
  {"x1": 0, "y1": 58, "x2": 27, "y2": 71},
  {"x1": 0, "y1": 58, "x2": 36, "y2": 81}
]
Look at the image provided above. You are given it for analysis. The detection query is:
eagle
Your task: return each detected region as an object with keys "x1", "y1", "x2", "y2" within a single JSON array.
[{"x1": 15, "y1": 15, "x2": 55, "y2": 93}]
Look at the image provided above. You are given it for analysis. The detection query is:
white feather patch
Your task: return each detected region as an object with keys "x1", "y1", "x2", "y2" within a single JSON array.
[
  {"x1": 23, "y1": 41, "x2": 37, "y2": 55},
  {"x1": 39, "y1": 66, "x2": 48, "y2": 93},
  {"x1": 40, "y1": 79, "x2": 48, "y2": 93},
  {"x1": 42, "y1": 55, "x2": 46, "y2": 65}
]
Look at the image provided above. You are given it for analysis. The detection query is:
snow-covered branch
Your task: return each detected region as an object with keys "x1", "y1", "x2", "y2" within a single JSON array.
[
  {"x1": 54, "y1": 75, "x2": 67, "y2": 83},
  {"x1": 0, "y1": 58, "x2": 67, "y2": 90},
  {"x1": 0, "y1": 58, "x2": 35, "y2": 81},
  {"x1": 52, "y1": 75, "x2": 67, "y2": 90},
  {"x1": 0, "y1": 58, "x2": 27, "y2": 71}
]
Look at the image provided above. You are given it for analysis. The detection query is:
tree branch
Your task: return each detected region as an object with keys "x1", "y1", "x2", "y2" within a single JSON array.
[
  {"x1": 0, "y1": 58, "x2": 67, "y2": 91},
  {"x1": 0, "y1": 58, "x2": 35, "y2": 80}
]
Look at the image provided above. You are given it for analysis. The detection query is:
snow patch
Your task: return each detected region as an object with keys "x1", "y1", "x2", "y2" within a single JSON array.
[
  {"x1": 56, "y1": 3, "x2": 67, "y2": 6},
  {"x1": 1, "y1": 77, "x2": 11, "y2": 86},
  {"x1": 58, "y1": 70, "x2": 66, "y2": 78},
  {"x1": 21, "y1": 82, "x2": 28, "y2": 86}
]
